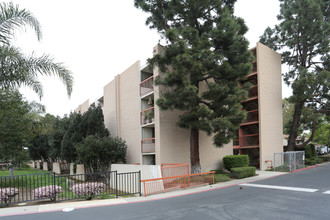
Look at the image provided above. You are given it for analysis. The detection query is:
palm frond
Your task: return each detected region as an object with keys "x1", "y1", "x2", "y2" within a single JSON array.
[
  {"x1": 22, "y1": 74, "x2": 43, "y2": 99},
  {"x1": 29, "y1": 100, "x2": 46, "y2": 114},
  {"x1": 0, "y1": 45, "x2": 73, "y2": 98},
  {"x1": 0, "y1": 2, "x2": 41, "y2": 45},
  {"x1": 27, "y1": 54, "x2": 73, "y2": 97}
]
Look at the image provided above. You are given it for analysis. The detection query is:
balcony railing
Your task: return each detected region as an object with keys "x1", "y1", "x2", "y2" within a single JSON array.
[
  {"x1": 140, "y1": 76, "x2": 154, "y2": 96},
  {"x1": 141, "y1": 138, "x2": 155, "y2": 153},
  {"x1": 141, "y1": 107, "x2": 155, "y2": 125}
]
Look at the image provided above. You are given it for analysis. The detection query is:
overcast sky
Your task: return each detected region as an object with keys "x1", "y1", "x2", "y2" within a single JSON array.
[{"x1": 4, "y1": 0, "x2": 289, "y2": 117}]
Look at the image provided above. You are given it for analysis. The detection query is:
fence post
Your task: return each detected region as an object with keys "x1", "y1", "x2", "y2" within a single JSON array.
[
  {"x1": 294, "y1": 153, "x2": 297, "y2": 171},
  {"x1": 115, "y1": 171, "x2": 118, "y2": 198},
  {"x1": 289, "y1": 153, "x2": 292, "y2": 172},
  {"x1": 138, "y1": 170, "x2": 141, "y2": 197},
  {"x1": 187, "y1": 165, "x2": 190, "y2": 187},
  {"x1": 273, "y1": 153, "x2": 275, "y2": 171},
  {"x1": 303, "y1": 151, "x2": 305, "y2": 168},
  {"x1": 143, "y1": 181, "x2": 147, "y2": 197},
  {"x1": 53, "y1": 172, "x2": 56, "y2": 202}
]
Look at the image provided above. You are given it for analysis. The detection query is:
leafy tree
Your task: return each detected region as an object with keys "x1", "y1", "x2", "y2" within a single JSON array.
[
  {"x1": 29, "y1": 134, "x2": 51, "y2": 161},
  {"x1": 260, "y1": 0, "x2": 329, "y2": 151},
  {"x1": 28, "y1": 113, "x2": 71, "y2": 162},
  {"x1": 80, "y1": 106, "x2": 110, "y2": 138},
  {"x1": 61, "y1": 106, "x2": 110, "y2": 163},
  {"x1": 135, "y1": 0, "x2": 252, "y2": 172},
  {"x1": 61, "y1": 112, "x2": 83, "y2": 162},
  {"x1": 0, "y1": 89, "x2": 32, "y2": 164},
  {"x1": 76, "y1": 136, "x2": 127, "y2": 173},
  {"x1": 312, "y1": 116, "x2": 330, "y2": 147},
  {"x1": 49, "y1": 116, "x2": 70, "y2": 161},
  {"x1": 282, "y1": 98, "x2": 322, "y2": 136},
  {"x1": 0, "y1": 2, "x2": 73, "y2": 98}
]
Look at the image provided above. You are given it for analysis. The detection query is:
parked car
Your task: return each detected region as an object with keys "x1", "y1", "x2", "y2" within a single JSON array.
[{"x1": 317, "y1": 146, "x2": 329, "y2": 155}]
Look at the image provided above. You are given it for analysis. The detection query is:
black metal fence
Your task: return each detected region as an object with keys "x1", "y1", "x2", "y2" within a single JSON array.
[{"x1": 0, "y1": 170, "x2": 141, "y2": 206}]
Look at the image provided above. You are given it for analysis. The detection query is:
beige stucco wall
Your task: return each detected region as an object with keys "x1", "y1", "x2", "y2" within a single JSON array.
[
  {"x1": 157, "y1": 109, "x2": 191, "y2": 165},
  {"x1": 257, "y1": 42, "x2": 283, "y2": 170},
  {"x1": 104, "y1": 78, "x2": 119, "y2": 137},
  {"x1": 156, "y1": 105, "x2": 233, "y2": 172},
  {"x1": 199, "y1": 132, "x2": 233, "y2": 172},
  {"x1": 103, "y1": 62, "x2": 141, "y2": 164},
  {"x1": 74, "y1": 99, "x2": 90, "y2": 114}
]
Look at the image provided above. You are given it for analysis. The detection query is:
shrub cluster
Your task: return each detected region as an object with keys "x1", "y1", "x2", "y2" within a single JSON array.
[
  {"x1": 33, "y1": 185, "x2": 63, "y2": 200},
  {"x1": 305, "y1": 144, "x2": 316, "y2": 159},
  {"x1": 72, "y1": 182, "x2": 105, "y2": 197},
  {"x1": 0, "y1": 188, "x2": 18, "y2": 203},
  {"x1": 223, "y1": 155, "x2": 249, "y2": 170},
  {"x1": 214, "y1": 174, "x2": 231, "y2": 183},
  {"x1": 230, "y1": 167, "x2": 256, "y2": 179},
  {"x1": 305, "y1": 145, "x2": 323, "y2": 165},
  {"x1": 319, "y1": 155, "x2": 330, "y2": 162}
]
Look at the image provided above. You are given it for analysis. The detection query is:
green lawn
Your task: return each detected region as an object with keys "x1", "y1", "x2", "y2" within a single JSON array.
[{"x1": 0, "y1": 167, "x2": 50, "y2": 177}]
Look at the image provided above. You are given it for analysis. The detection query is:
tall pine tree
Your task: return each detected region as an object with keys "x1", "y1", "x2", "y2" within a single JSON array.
[
  {"x1": 135, "y1": 0, "x2": 253, "y2": 172},
  {"x1": 260, "y1": 0, "x2": 329, "y2": 151}
]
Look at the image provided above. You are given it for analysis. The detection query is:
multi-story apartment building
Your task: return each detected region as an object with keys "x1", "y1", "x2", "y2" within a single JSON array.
[
  {"x1": 75, "y1": 42, "x2": 283, "y2": 171},
  {"x1": 233, "y1": 43, "x2": 283, "y2": 169}
]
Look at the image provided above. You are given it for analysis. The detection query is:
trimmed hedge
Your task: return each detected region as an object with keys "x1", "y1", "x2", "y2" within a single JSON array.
[
  {"x1": 230, "y1": 167, "x2": 256, "y2": 179},
  {"x1": 305, "y1": 157, "x2": 323, "y2": 165},
  {"x1": 223, "y1": 155, "x2": 249, "y2": 170},
  {"x1": 319, "y1": 155, "x2": 330, "y2": 162},
  {"x1": 305, "y1": 158, "x2": 317, "y2": 165},
  {"x1": 316, "y1": 158, "x2": 323, "y2": 163},
  {"x1": 211, "y1": 169, "x2": 223, "y2": 174},
  {"x1": 214, "y1": 174, "x2": 231, "y2": 183}
]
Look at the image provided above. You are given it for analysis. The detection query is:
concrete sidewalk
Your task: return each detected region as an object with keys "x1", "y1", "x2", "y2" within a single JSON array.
[{"x1": 0, "y1": 170, "x2": 287, "y2": 217}]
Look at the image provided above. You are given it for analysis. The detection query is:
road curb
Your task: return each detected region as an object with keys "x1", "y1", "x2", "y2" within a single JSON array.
[{"x1": 291, "y1": 165, "x2": 318, "y2": 173}]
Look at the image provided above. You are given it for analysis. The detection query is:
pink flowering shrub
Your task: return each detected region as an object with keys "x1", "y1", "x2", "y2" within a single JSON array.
[
  {"x1": 33, "y1": 185, "x2": 63, "y2": 200},
  {"x1": 0, "y1": 188, "x2": 19, "y2": 203},
  {"x1": 72, "y1": 182, "x2": 105, "y2": 198}
]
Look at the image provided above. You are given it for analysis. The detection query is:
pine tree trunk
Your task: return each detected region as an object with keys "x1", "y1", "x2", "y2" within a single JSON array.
[
  {"x1": 287, "y1": 102, "x2": 304, "y2": 151},
  {"x1": 190, "y1": 128, "x2": 201, "y2": 174},
  {"x1": 295, "y1": 120, "x2": 317, "y2": 150}
]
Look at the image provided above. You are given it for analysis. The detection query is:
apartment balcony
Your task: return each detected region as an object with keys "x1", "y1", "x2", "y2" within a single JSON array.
[
  {"x1": 141, "y1": 138, "x2": 155, "y2": 154},
  {"x1": 233, "y1": 139, "x2": 239, "y2": 147},
  {"x1": 140, "y1": 107, "x2": 155, "y2": 126},
  {"x1": 241, "y1": 110, "x2": 259, "y2": 125},
  {"x1": 140, "y1": 76, "x2": 154, "y2": 97},
  {"x1": 252, "y1": 62, "x2": 257, "y2": 73},
  {"x1": 242, "y1": 97, "x2": 258, "y2": 111},
  {"x1": 248, "y1": 85, "x2": 258, "y2": 98},
  {"x1": 239, "y1": 134, "x2": 259, "y2": 148}
]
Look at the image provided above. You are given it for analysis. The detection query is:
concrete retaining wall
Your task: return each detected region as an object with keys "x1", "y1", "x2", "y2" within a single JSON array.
[
  {"x1": 43, "y1": 162, "x2": 48, "y2": 171},
  {"x1": 111, "y1": 164, "x2": 162, "y2": 195},
  {"x1": 53, "y1": 162, "x2": 61, "y2": 174},
  {"x1": 111, "y1": 164, "x2": 161, "y2": 180}
]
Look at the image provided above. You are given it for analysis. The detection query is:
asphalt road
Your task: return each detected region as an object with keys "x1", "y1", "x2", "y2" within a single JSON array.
[{"x1": 3, "y1": 163, "x2": 330, "y2": 220}]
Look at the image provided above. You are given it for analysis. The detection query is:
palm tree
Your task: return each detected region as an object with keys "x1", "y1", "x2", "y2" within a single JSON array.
[{"x1": 0, "y1": 2, "x2": 73, "y2": 98}]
